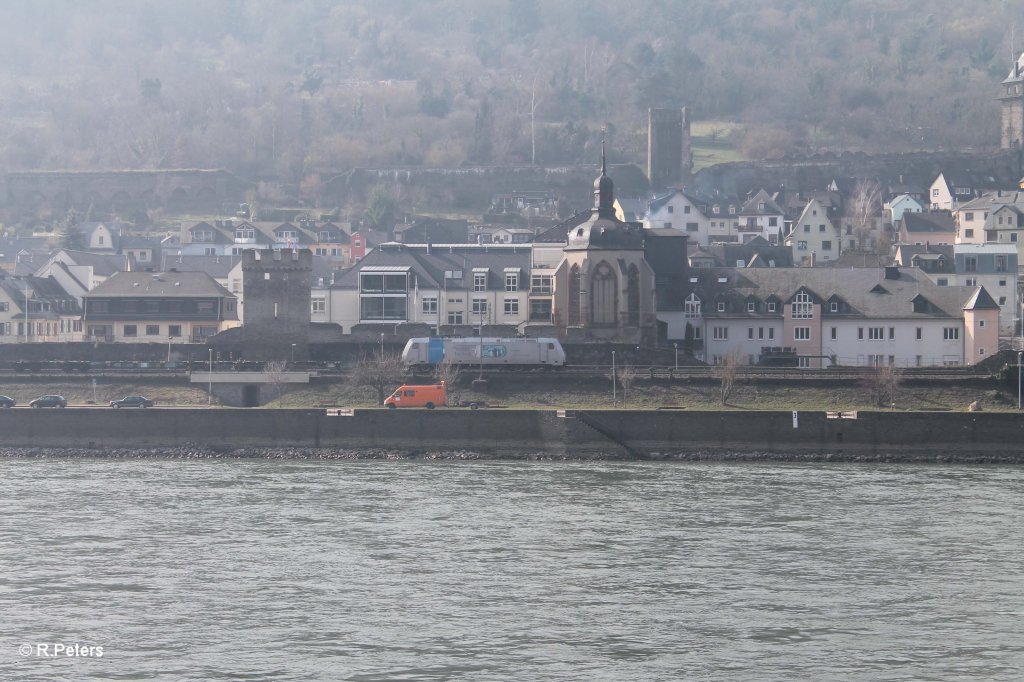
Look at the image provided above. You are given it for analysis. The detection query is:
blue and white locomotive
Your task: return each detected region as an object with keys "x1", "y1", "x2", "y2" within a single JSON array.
[{"x1": 401, "y1": 337, "x2": 566, "y2": 370}]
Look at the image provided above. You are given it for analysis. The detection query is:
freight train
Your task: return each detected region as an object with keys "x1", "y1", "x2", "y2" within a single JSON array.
[{"x1": 401, "y1": 337, "x2": 566, "y2": 370}]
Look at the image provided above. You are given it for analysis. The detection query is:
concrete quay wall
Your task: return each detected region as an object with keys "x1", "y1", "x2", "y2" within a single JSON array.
[{"x1": 1, "y1": 410, "x2": 1022, "y2": 459}]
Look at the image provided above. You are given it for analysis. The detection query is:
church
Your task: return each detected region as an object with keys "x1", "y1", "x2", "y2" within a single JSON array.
[{"x1": 544, "y1": 152, "x2": 662, "y2": 345}]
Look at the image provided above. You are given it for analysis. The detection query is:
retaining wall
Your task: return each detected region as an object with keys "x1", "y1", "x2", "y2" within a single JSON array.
[{"x1": 1, "y1": 409, "x2": 1022, "y2": 458}]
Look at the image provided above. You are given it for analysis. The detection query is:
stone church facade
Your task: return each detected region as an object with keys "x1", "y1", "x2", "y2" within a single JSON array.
[{"x1": 550, "y1": 159, "x2": 658, "y2": 344}]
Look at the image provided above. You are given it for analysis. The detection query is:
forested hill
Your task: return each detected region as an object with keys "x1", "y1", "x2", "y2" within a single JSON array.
[{"x1": 0, "y1": 0, "x2": 1017, "y2": 181}]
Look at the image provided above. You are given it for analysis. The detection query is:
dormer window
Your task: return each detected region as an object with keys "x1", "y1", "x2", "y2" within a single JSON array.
[
  {"x1": 747, "y1": 302, "x2": 755, "y2": 312},
  {"x1": 717, "y1": 301, "x2": 726, "y2": 312},
  {"x1": 830, "y1": 301, "x2": 839, "y2": 312}
]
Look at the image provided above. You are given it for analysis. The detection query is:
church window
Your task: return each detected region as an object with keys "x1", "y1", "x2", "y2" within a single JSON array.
[
  {"x1": 627, "y1": 265, "x2": 640, "y2": 327},
  {"x1": 568, "y1": 265, "x2": 581, "y2": 326},
  {"x1": 591, "y1": 262, "x2": 617, "y2": 326}
]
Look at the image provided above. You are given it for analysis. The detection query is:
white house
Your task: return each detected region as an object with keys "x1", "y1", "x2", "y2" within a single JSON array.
[{"x1": 785, "y1": 197, "x2": 840, "y2": 265}]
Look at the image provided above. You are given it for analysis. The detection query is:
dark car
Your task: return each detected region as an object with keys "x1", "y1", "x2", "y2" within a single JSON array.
[
  {"x1": 29, "y1": 395, "x2": 67, "y2": 408},
  {"x1": 110, "y1": 396, "x2": 155, "y2": 408},
  {"x1": 0, "y1": 395, "x2": 15, "y2": 408}
]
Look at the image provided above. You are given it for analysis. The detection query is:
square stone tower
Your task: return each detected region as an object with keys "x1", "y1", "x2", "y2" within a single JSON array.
[
  {"x1": 647, "y1": 107, "x2": 693, "y2": 190},
  {"x1": 241, "y1": 248, "x2": 312, "y2": 361}
]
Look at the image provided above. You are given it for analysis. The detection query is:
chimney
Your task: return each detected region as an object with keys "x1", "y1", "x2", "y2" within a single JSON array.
[{"x1": 885, "y1": 265, "x2": 900, "y2": 280}]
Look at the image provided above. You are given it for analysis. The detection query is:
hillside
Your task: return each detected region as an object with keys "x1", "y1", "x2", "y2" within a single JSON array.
[{"x1": 0, "y1": 1, "x2": 1016, "y2": 183}]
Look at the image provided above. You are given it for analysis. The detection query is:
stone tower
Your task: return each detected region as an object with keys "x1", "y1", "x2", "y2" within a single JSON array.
[
  {"x1": 647, "y1": 107, "x2": 693, "y2": 189},
  {"x1": 999, "y1": 54, "x2": 1024, "y2": 149},
  {"x1": 241, "y1": 248, "x2": 313, "y2": 361}
]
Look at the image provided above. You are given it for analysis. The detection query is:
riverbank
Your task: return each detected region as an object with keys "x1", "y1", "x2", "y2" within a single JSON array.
[{"x1": 1, "y1": 446, "x2": 1021, "y2": 463}]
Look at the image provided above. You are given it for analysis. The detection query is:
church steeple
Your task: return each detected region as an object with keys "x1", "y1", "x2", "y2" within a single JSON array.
[{"x1": 593, "y1": 140, "x2": 615, "y2": 216}]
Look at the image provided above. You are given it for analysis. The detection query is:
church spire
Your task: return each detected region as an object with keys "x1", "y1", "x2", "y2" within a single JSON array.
[{"x1": 593, "y1": 139, "x2": 614, "y2": 216}]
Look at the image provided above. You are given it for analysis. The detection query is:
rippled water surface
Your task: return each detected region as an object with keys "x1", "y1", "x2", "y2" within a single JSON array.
[{"x1": 1, "y1": 459, "x2": 1023, "y2": 681}]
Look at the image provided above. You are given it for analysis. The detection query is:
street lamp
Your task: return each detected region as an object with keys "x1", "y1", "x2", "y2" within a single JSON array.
[
  {"x1": 1018, "y1": 351, "x2": 1022, "y2": 410},
  {"x1": 167, "y1": 335, "x2": 174, "y2": 363},
  {"x1": 208, "y1": 348, "x2": 213, "y2": 406},
  {"x1": 379, "y1": 333, "x2": 384, "y2": 365},
  {"x1": 674, "y1": 342, "x2": 678, "y2": 370},
  {"x1": 291, "y1": 343, "x2": 297, "y2": 364}
]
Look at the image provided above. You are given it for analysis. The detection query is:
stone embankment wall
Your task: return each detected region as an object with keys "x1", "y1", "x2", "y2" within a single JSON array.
[{"x1": 1, "y1": 409, "x2": 1022, "y2": 461}]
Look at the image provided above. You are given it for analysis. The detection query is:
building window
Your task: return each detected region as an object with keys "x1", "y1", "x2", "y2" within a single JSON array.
[
  {"x1": 831, "y1": 327, "x2": 837, "y2": 340},
  {"x1": 686, "y1": 222, "x2": 699, "y2": 232},
  {"x1": 146, "y1": 325, "x2": 159, "y2": 336},
  {"x1": 684, "y1": 294, "x2": 701, "y2": 318},
  {"x1": 748, "y1": 327, "x2": 754, "y2": 339},
  {"x1": 747, "y1": 302, "x2": 755, "y2": 312},
  {"x1": 531, "y1": 275, "x2": 552, "y2": 294},
  {"x1": 768, "y1": 328, "x2": 775, "y2": 340},
  {"x1": 505, "y1": 273, "x2": 519, "y2": 292},
  {"x1": 937, "y1": 278, "x2": 948, "y2": 286},
  {"x1": 503, "y1": 298, "x2": 519, "y2": 316},
  {"x1": 529, "y1": 299, "x2": 552, "y2": 321},
  {"x1": 791, "y1": 292, "x2": 812, "y2": 319},
  {"x1": 447, "y1": 311, "x2": 463, "y2": 324},
  {"x1": 663, "y1": 222, "x2": 672, "y2": 229},
  {"x1": 965, "y1": 278, "x2": 977, "y2": 287},
  {"x1": 474, "y1": 273, "x2": 487, "y2": 291},
  {"x1": 999, "y1": 296, "x2": 1008, "y2": 305},
  {"x1": 996, "y1": 255, "x2": 1008, "y2": 272},
  {"x1": 713, "y1": 327, "x2": 728, "y2": 340},
  {"x1": 422, "y1": 297, "x2": 438, "y2": 314},
  {"x1": 797, "y1": 241, "x2": 808, "y2": 251},
  {"x1": 830, "y1": 301, "x2": 838, "y2": 312},
  {"x1": 205, "y1": 248, "x2": 217, "y2": 256},
  {"x1": 717, "y1": 301, "x2": 726, "y2": 312},
  {"x1": 944, "y1": 327, "x2": 959, "y2": 340},
  {"x1": 821, "y1": 241, "x2": 832, "y2": 251},
  {"x1": 169, "y1": 325, "x2": 181, "y2": 337},
  {"x1": 667, "y1": 205, "x2": 674, "y2": 213},
  {"x1": 964, "y1": 256, "x2": 977, "y2": 272},
  {"x1": 964, "y1": 229, "x2": 974, "y2": 238},
  {"x1": 795, "y1": 327, "x2": 811, "y2": 340},
  {"x1": 311, "y1": 298, "x2": 326, "y2": 314},
  {"x1": 889, "y1": 327, "x2": 895, "y2": 339},
  {"x1": 965, "y1": 212, "x2": 974, "y2": 221},
  {"x1": 858, "y1": 327, "x2": 864, "y2": 340},
  {"x1": 767, "y1": 302, "x2": 777, "y2": 312},
  {"x1": 868, "y1": 327, "x2": 884, "y2": 340},
  {"x1": 471, "y1": 298, "x2": 488, "y2": 315},
  {"x1": 123, "y1": 325, "x2": 137, "y2": 337}
]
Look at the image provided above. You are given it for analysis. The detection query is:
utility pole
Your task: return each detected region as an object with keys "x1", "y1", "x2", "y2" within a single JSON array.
[{"x1": 612, "y1": 350, "x2": 616, "y2": 407}]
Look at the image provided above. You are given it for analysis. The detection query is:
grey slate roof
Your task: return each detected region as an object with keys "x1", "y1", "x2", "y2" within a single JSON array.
[
  {"x1": 160, "y1": 253, "x2": 242, "y2": 279},
  {"x1": 85, "y1": 271, "x2": 235, "y2": 298},
  {"x1": 687, "y1": 266, "x2": 985, "y2": 319},
  {"x1": 901, "y1": 211, "x2": 955, "y2": 233},
  {"x1": 331, "y1": 244, "x2": 531, "y2": 291}
]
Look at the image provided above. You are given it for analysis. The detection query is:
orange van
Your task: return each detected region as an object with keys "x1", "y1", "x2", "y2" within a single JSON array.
[{"x1": 384, "y1": 382, "x2": 447, "y2": 409}]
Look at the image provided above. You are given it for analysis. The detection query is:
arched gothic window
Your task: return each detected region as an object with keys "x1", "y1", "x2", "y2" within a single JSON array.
[
  {"x1": 568, "y1": 264, "x2": 581, "y2": 326},
  {"x1": 627, "y1": 264, "x2": 640, "y2": 327},
  {"x1": 591, "y1": 261, "x2": 617, "y2": 326}
]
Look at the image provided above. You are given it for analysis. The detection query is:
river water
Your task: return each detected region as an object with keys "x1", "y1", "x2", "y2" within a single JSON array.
[{"x1": 0, "y1": 459, "x2": 1022, "y2": 681}]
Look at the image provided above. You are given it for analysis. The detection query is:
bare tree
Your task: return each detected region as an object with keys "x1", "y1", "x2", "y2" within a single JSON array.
[
  {"x1": 846, "y1": 179, "x2": 883, "y2": 254},
  {"x1": 264, "y1": 360, "x2": 288, "y2": 406},
  {"x1": 617, "y1": 365, "x2": 639, "y2": 406},
  {"x1": 351, "y1": 352, "x2": 407, "y2": 406},
  {"x1": 715, "y1": 351, "x2": 743, "y2": 405},
  {"x1": 432, "y1": 357, "x2": 462, "y2": 387},
  {"x1": 863, "y1": 363, "x2": 901, "y2": 408}
]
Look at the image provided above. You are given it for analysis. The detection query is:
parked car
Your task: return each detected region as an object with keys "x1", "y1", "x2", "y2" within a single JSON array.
[
  {"x1": 110, "y1": 396, "x2": 155, "y2": 409},
  {"x1": 0, "y1": 395, "x2": 15, "y2": 408},
  {"x1": 29, "y1": 395, "x2": 67, "y2": 408}
]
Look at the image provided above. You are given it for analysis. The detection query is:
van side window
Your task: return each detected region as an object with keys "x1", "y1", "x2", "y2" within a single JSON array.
[
  {"x1": 547, "y1": 343, "x2": 554, "y2": 349},
  {"x1": 404, "y1": 390, "x2": 415, "y2": 396}
]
